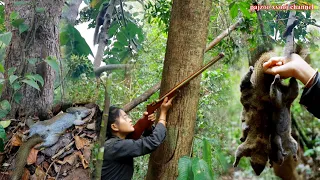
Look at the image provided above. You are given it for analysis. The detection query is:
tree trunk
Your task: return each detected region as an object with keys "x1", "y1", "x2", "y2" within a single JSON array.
[
  {"x1": 146, "y1": 0, "x2": 212, "y2": 179},
  {"x1": 2, "y1": 0, "x2": 65, "y2": 119}
]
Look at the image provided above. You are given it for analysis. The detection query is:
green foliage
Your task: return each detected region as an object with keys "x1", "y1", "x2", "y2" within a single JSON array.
[
  {"x1": 0, "y1": 100, "x2": 11, "y2": 119},
  {"x1": 13, "y1": 1, "x2": 29, "y2": 6},
  {"x1": 78, "y1": 1, "x2": 145, "y2": 64},
  {"x1": 0, "y1": 4, "x2": 5, "y2": 33},
  {"x1": 177, "y1": 139, "x2": 214, "y2": 180},
  {"x1": 105, "y1": 19, "x2": 144, "y2": 64},
  {"x1": 45, "y1": 56, "x2": 60, "y2": 73},
  {"x1": 0, "y1": 120, "x2": 11, "y2": 128},
  {"x1": 60, "y1": 23, "x2": 93, "y2": 57},
  {"x1": 9, "y1": 11, "x2": 29, "y2": 34},
  {"x1": 22, "y1": 73, "x2": 45, "y2": 91},
  {"x1": 145, "y1": 0, "x2": 172, "y2": 32},
  {"x1": 67, "y1": 55, "x2": 94, "y2": 79},
  {"x1": 202, "y1": 139, "x2": 214, "y2": 178},
  {"x1": 192, "y1": 158, "x2": 212, "y2": 180},
  {"x1": 0, "y1": 32, "x2": 12, "y2": 62},
  {"x1": 177, "y1": 156, "x2": 193, "y2": 180},
  {"x1": 229, "y1": 1, "x2": 251, "y2": 19},
  {"x1": 0, "y1": 125, "x2": 6, "y2": 152}
]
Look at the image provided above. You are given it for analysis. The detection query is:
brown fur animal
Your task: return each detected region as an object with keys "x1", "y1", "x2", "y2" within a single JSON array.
[
  {"x1": 235, "y1": 47, "x2": 304, "y2": 175},
  {"x1": 234, "y1": 52, "x2": 276, "y2": 175},
  {"x1": 269, "y1": 74, "x2": 298, "y2": 165}
]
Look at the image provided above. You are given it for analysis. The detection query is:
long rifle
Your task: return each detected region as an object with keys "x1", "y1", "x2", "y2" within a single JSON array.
[{"x1": 127, "y1": 53, "x2": 225, "y2": 140}]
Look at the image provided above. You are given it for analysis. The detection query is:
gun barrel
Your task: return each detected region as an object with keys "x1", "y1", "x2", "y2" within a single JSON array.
[{"x1": 157, "y1": 53, "x2": 224, "y2": 103}]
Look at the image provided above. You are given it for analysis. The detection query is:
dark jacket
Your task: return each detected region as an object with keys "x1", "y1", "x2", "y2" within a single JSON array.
[
  {"x1": 101, "y1": 123, "x2": 166, "y2": 180},
  {"x1": 300, "y1": 72, "x2": 320, "y2": 118}
]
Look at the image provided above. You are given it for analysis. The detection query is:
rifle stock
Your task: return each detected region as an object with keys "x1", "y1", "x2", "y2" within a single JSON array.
[{"x1": 127, "y1": 53, "x2": 224, "y2": 140}]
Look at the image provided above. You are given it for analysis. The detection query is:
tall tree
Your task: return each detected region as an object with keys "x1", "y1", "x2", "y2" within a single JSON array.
[
  {"x1": 146, "y1": 0, "x2": 212, "y2": 179},
  {"x1": 2, "y1": 0, "x2": 65, "y2": 118}
]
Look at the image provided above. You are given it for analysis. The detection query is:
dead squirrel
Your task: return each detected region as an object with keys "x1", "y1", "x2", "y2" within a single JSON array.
[
  {"x1": 234, "y1": 60, "x2": 273, "y2": 175},
  {"x1": 235, "y1": 47, "x2": 305, "y2": 174},
  {"x1": 269, "y1": 74, "x2": 298, "y2": 165},
  {"x1": 11, "y1": 107, "x2": 91, "y2": 180}
]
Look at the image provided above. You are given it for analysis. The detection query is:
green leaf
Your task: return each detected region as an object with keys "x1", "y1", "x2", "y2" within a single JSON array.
[
  {"x1": 10, "y1": 11, "x2": 19, "y2": 21},
  {"x1": 27, "y1": 58, "x2": 38, "y2": 65},
  {"x1": 0, "y1": 63, "x2": 4, "y2": 73},
  {"x1": 7, "y1": 67, "x2": 16, "y2": 76},
  {"x1": 59, "y1": 31, "x2": 68, "y2": 45},
  {"x1": 12, "y1": 82, "x2": 21, "y2": 91},
  {"x1": 0, "y1": 100, "x2": 11, "y2": 111},
  {"x1": 0, "y1": 110, "x2": 9, "y2": 119},
  {"x1": 0, "y1": 32, "x2": 12, "y2": 46},
  {"x1": 239, "y1": 3, "x2": 251, "y2": 18},
  {"x1": 36, "y1": 7, "x2": 45, "y2": 13},
  {"x1": 132, "y1": 12, "x2": 139, "y2": 17},
  {"x1": 60, "y1": 24, "x2": 93, "y2": 56},
  {"x1": 45, "y1": 57, "x2": 60, "y2": 73},
  {"x1": 9, "y1": 75, "x2": 18, "y2": 84},
  {"x1": 12, "y1": 18, "x2": 25, "y2": 27},
  {"x1": 0, "y1": 125, "x2": 6, "y2": 139},
  {"x1": 113, "y1": 41, "x2": 124, "y2": 49},
  {"x1": 177, "y1": 156, "x2": 193, "y2": 180},
  {"x1": 0, "y1": 125, "x2": 6, "y2": 152},
  {"x1": 192, "y1": 158, "x2": 212, "y2": 180},
  {"x1": 13, "y1": 92, "x2": 22, "y2": 103},
  {"x1": 0, "y1": 79, "x2": 4, "y2": 84},
  {"x1": 304, "y1": 149, "x2": 314, "y2": 156},
  {"x1": 32, "y1": 74, "x2": 44, "y2": 87},
  {"x1": 14, "y1": 1, "x2": 29, "y2": 6},
  {"x1": 0, "y1": 120, "x2": 11, "y2": 128},
  {"x1": 229, "y1": 3, "x2": 238, "y2": 19},
  {"x1": 203, "y1": 139, "x2": 214, "y2": 178},
  {"x1": 22, "y1": 79, "x2": 40, "y2": 91},
  {"x1": 108, "y1": 22, "x2": 120, "y2": 36},
  {"x1": 116, "y1": 32, "x2": 128, "y2": 45},
  {"x1": 25, "y1": 73, "x2": 35, "y2": 80},
  {"x1": 19, "y1": 23, "x2": 29, "y2": 34}
]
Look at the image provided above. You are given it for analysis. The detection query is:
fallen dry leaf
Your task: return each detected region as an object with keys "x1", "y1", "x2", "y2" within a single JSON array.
[
  {"x1": 42, "y1": 161, "x2": 50, "y2": 171},
  {"x1": 83, "y1": 146, "x2": 91, "y2": 163},
  {"x1": 27, "y1": 148, "x2": 39, "y2": 165},
  {"x1": 30, "y1": 166, "x2": 46, "y2": 180},
  {"x1": 64, "y1": 167, "x2": 90, "y2": 180},
  {"x1": 57, "y1": 153, "x2": 78, "y2": 166},
  {"x1": 11, "y1": 134, "x2": 22, "y2": 146},
  {"x1": 76, "y1": 151, "x2": 88, "y2": 169},
  {"x1": 74, "y1": 136, "x2": 89, "y2": 150},
  {"x1": 86, "y1": 122, "x2": 95, "y2": 130},
  {"x1": 21, "y1": 168, "x2": 30, "y2": 180}
]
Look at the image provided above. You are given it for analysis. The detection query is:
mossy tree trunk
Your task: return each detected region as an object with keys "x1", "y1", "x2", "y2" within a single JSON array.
[{"x1": 2, "y1": 0, "x2": 65, "y2": 119}]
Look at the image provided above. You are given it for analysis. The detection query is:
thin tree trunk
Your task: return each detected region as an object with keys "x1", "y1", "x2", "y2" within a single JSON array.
[
  {"x1": 146, "y1": 0, "x2": 212, "y2": 179},
  {"x1": 2, "y1": 0, "x2": 65, "y2": 119}
]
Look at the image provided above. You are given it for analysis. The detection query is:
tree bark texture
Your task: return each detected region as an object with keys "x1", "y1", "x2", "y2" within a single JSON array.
[
  {"x1": 146, "y1": 0, "x2": 212, "y2": 179},
  {"x1": 2, "y1": 0, "x2": 65, "y2": 119}
]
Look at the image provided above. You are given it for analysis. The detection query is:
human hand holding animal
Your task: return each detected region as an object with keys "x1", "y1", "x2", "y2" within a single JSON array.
[{"x1": 263, "y1": 53, "x2": 317, "y2": 87}]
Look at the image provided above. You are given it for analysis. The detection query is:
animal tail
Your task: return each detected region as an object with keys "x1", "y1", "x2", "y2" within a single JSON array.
[{"x1": 11, "y1": 135, "x2": 43, "y2": 180}]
